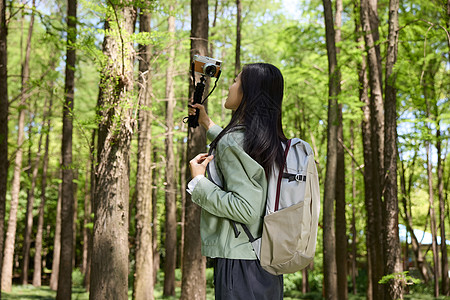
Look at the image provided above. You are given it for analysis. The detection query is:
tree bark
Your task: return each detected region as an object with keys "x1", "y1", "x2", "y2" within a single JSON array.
[
  {"x1": 0, "y1": 0, "x2": 8, "y2": 290},
  {"x1": 180, "y1": 0, "x2": 208, "y2": 299},
  {"x1": 152, "y1": 147, "x2": 160, "y2": 285},
  {"x1": 89, "y1": 3, "x2": 136, "y2": 299},
  {"x1": 163, "y1": 4, "x2": 177, "y2": 297},
  {"x1": 360, "y1": 0, "x2": 385, "y2": 297},
  {"x1": 50, "y1": 169, "x2": 63, "y2": 290},
  {"x1": 83, "y1": 130, "x2": 95, "y2": 292},
  {"x1": 334, "y1": 0, "x2": 347, "y2": 298},
  {"x1": 1, "y1": 0, "x2": 35, "y2": 291},
  {"x1": 56, "y1": 0, "x2": 77, "y2": 297},
  {"x1": 179, "y1": 138, "x2": 187, "y2": 270},
  {"x1": 235, "y1": 0, "x2": 242, "y2": 77},
  {"x1": 437, "y1": 125, "x2": 449, "y2": 296},
  {"x1": 383, "y1": 0, "x2": 403, "y2": 298},
  {"x1": 133, "y1": 7, "x2": 154, "y2": 300},
  {"x1": 33, "y1": 91, "x2": 53, "y2": 287},
  {"x1": 322, "y1": 0, "x2": 340, "y2": 299},
  {"x1": 350, "y1": 121, "x2": 358, "y2": 295}
]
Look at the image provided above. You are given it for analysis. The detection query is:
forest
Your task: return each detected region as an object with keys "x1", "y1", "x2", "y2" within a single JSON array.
[{"x1": 0, "y1": 0, "x2": 449, "y2": 299}]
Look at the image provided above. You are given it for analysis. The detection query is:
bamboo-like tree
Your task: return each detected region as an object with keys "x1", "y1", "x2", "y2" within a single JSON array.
[
  {"x1": 180, "y1": 0, "x2": 208, "y2": 299},
  {"x1": 90, "y1": 2, "x2": 136, "y2": 299},
  {"x1": 1, "y1": 0, "x2": 35, "y2": 292}
]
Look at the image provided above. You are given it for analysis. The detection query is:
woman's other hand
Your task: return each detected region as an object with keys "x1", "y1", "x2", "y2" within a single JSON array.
[
  {"x1": 189, "y1": 153, "x2": 214, "y2": 178},
  {"x1": 188, "y1": 103, "x2": 215, "y2": 130}
]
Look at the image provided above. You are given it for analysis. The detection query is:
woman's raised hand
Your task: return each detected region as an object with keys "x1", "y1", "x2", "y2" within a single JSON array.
[{"x1": 188, "y1": 103, "x2": 215, "y2": 130}]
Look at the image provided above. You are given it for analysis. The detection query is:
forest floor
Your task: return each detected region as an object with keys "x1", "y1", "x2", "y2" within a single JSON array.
[{"x1": 1, "y1": 285, "x2": 449, "y2": 299}]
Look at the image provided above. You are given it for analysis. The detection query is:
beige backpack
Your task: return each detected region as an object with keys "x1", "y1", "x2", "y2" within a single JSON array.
[{"x1": 240, "y1": 138, "x2": 320, "y2": 275}]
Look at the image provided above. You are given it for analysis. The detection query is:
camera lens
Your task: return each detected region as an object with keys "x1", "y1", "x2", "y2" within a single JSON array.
[{"x1": 204, "y1": 64, "x2": 216, "y2": 77}]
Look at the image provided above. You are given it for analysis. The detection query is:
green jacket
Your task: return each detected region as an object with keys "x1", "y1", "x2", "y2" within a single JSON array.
[{"x1": 191, "y1": 124, "x2": 268, "y2": 259}]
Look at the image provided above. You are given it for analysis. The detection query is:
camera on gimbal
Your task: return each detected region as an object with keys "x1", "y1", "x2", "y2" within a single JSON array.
[
  {"x1": 185, "y1": 55, "x2": 223, "y2": 128},
  {"x1": 192, "y1": 55, "x2": 222, "y2": 78}
]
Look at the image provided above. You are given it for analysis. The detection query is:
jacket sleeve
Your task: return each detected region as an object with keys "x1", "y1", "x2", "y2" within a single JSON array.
[{"x1": 191, "y1": 142, "x2": 266, "y2": 225}]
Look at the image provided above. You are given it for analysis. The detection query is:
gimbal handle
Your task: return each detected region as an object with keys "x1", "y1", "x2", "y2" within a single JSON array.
[{"x1": 188, "y1": 75, "x2": 206, "y2": 128}]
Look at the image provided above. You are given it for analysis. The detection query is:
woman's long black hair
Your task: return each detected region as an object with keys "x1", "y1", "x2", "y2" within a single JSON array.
[{"x1": 210, "y1": 63, "x2": 287, "y2": 176}]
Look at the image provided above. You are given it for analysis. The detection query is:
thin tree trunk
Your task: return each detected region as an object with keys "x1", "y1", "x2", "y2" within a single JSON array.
[
  {"x1": 133, "y1": 7, "x2": 154, "y2": 300},
  {"x1": 437, "y1": 125, "x2": 449, "y2": 296},
  {"x1": 302, "y1": 268, "x2": 309, "y2": 293},
  {"x1": 72, "y1": 170, "x2": 78, "y2": 268},
  {"x1": 152, "y1": 148, "x2": 160, "y2": 285},
  {"x1": 383, "y1": 1, "x2": 402, "y2": 298},
  {"x1": 179, "y1": 139, "x2": 187, "y2": 270},
  {"x1": 89, "y1": 4, "x2": 136, "y2": 299},
  {"x1": 350, "y1": 121, "x2": 358, "y2": 295},
  {"x1": 322, "y1": 0, "x2": 340, "y2": 299},
  {"x1": 163, "y1": 4, "x2": 177, "y2": 296},
  {"x1": 56, "y1": 0, "x2": 77, "y2": 297},
  {"x1": 83, "y1": 129, "x2": 95, "y2": 292},
  {"x1": 22, "y1": 108, "x2": 45, "y2": 285},
  {"x1": 0, "y1": 0, "x2": 8, "y2": 290},
  {"x1": 33, "y1": 92, "x2": 53, "y2": 287},
  {"x1": 354, "y1": 1, "x2": 374, "y2": 296},
  {"x1": 360, "y1": 0, "x2": 384, "y2": 297},
  {"x1": 426, "y1": 143, "x2": 439, "y2": 298},
  {"x1": 209, "y1": 0, "x2": 218, "y2": 57},
  {"x1": 180, "y1": 0, "x2": 208, "y2": 299},
  {"x1": 334, "y1": 0, "x2": 347, "y2": 298},
  {"x1": 399, "y1": 154, "x2": 430, "y2": 282},
  {"x1": 235, "y1": 0, "x2": 242, "y2": 77},
  {"x1": 1, "y1": 0, "x2": 35, "y2": 291},
  {"x1": 50, "y1": 169, "x2": 63, "y2": 290}
]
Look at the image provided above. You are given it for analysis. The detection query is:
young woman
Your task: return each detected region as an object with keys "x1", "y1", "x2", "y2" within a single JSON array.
[{"x1": 188, "y1": 63, "x2": 287, "y2": 299}]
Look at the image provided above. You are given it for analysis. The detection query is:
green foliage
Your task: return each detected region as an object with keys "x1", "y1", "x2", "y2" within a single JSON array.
[{"x1": 379, "y1": 271, "x2": 422, "y2": 286}]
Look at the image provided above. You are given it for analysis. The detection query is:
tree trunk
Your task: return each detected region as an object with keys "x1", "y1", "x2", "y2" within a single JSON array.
[
  {"x1": 350, "y1": 121, "x2": 358, "y2": 295},
  {"x1": 33, "y1": 92, "x2": 53, "y2": 287},
  {"x1": 383, "y1": 1, "x2": 403, "y2": 298},
  {"x1": 1, "y1": 0, "x2": 35, "y2": 291},
  {"x1": 302, "y1": 268, "x2": 309, "y2": 293},
  {"x1": 180, "y1": 0, "x2": 208, "y2": 299},
  {"x1": 437, "y1": 125, "x2": 449, "y2": 296},
  {"x1": 89, "y1": 4, "x2": 136, "y2": 300},
  {"x1": 152, "y1": 147, "x2": 160, "y2": 285},
  {"x1": 56, "y1": 0, "x2": 77, "y2": 297},
  {"x1": 22, "y1": 110, "x2": 45, "y2": 285},
  {"x1": 360, "y1": 0, "x2": 385, "y2": 297},
  {"x1": 133, "y1": 7, "x2": 154, "y2": 300},
  {"x1": 0, "y1": 0, "x2": 8, "y2": 290},
  {"x1": 322, "y1": 0, "x2": 340, "y2": 299},
  {"x1": 334, "y1": 0, "x2": 347, "y2": 298},
  {"x1": 163, "y1": 4, "x2": 177, "y2": 297},
  {"x1": 399, "y1": 155, "x2": 430, "y2": 282},
  {"x1": 50, "y1": 170, "x2": 63, "y2": 290},
  {"x1": 235, "y1": 0, "x2": 242, "y2": 77},
  {"x1": 72, "y1": 170, "x2": 78, "y2": 268},
  {"x1": 179, "y1": 139, "x2": 187, "y2": 270},
  {"x1": 83, "y1": 130, "x2": 95, "y2": 292}
]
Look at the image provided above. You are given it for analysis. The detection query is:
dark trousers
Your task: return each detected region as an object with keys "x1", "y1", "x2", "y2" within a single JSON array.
[{"x1": 213, "y1": 258, "x2": 283, "y2": 300}]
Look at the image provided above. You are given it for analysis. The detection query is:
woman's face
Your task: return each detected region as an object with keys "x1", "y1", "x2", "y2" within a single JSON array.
[{"x1": 224, "y1": 72, "x2": 243, "y2": 110}]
